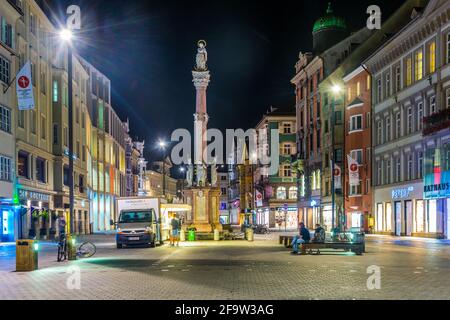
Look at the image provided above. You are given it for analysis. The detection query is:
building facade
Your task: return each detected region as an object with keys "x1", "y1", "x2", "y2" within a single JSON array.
[
  {"x1": 364, "y1": 0, "x2": 449, "y2": 238},
  {"x1": 255, "y1": 107, "x2": 297, "y2": 229}
]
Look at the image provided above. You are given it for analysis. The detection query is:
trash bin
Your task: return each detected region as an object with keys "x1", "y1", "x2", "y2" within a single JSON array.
[
  {"x1": 245, "y1": 228, "x2": 254, "y2": 242},
  {"x1": 16, "y1": 240, "x2": 38, "y2": 272},
  {"x1": 214, "y1": 229, "x2": 220, "y2": 241},
  {"x1": 188, "y1": 230, "x2": 195, "y2": 241},
  {"x1": 180, "y1": 229, "x2": 186, "y2": 242},
  {"x1": 66, "y1": 235, "x2": 77, "y2": 260}
]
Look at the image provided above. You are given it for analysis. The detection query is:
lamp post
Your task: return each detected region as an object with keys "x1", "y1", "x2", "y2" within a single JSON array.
[
  {"x1": 60, "y1": 29, "x2": 75, "y2": 235},
  {"x1": 179, "y1": 166, "x2": 185, "y2": 201},
  {"x1": 331, "y1": 84, "x2": 342, "y2": 231},
  {"x1": 158, "y1": 140, "x2": 167, "y2": 197}
]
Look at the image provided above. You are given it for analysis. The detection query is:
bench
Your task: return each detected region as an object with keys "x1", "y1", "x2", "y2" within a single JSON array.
[{"x1": 279, "y1": 235, "x2": 365, "y2": 255}]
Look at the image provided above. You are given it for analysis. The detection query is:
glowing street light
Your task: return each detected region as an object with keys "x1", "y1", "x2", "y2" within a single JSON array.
[
  {"x1": 331, "y1": 84, "x2": 342, "y2": 95},
  {"x1": 158, "y1": 140, "x2": 167, "y2": 149},
  {"x1": 59, "y1": 28, "x2": 73, "y2": 42}
]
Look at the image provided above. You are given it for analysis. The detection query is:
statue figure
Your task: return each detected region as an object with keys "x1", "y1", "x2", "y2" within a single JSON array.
[
  {"x1": 186, "y1": 165, "x2": 193, "y2": 187},
  {"x1": 195, "y1": 40, "x2": 208, "y2": 71},
  {"x1": 196, "y1": 164, "x2": 206, "y2": 187}
]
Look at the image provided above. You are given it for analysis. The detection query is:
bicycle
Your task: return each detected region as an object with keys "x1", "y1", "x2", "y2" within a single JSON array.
[{"x1": 57, "y1": 233, "x2": 96, "y2": 262}]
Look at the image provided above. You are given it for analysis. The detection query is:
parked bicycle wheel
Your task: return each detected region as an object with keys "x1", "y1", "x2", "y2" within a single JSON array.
[{"x1": 77, "y1": 241, "x2": 96, "y2": 258}]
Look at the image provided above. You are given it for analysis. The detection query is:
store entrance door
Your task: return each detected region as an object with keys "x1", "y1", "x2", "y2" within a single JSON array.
[
  {"x1": 394, "y1": 201, "x2": 401, "y2": 236},
  {"x1": 1, "y1": 209, "x2": 15, "y2": 242},
  {"x1": 405, "y1": 200, "x2": 412, "y2": 236}
]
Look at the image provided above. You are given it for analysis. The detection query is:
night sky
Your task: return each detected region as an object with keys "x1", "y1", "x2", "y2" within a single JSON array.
[{"x1": 43, "y1": 0, "x2": 405, "y2": 163}]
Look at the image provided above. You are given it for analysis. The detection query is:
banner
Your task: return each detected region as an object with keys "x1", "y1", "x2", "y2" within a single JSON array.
[
  {"x1": 255, "y1": 189, "x2": 263, "y2": 207},
  {"x1": 333, "y1": 163, "x2": 342, "y2": 189},
  {"x1": 16, "y1": 62, "x2": 35, "y2": 111},
  {"x1": 347, "y1": 154, "x2": 359, "y2": 186}
]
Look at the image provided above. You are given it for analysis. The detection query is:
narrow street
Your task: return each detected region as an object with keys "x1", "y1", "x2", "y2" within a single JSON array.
[{"x1": 1, "y1": 234, "x2": 450, "y2": 300}]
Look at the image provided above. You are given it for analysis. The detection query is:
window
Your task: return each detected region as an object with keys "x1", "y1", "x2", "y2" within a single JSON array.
[
  {"x1": 40, "y1": 115, "x2": 46, "y2": 139},
  {"x1": 0, "y1": 105, "x2": 11, "y2": 133},
  {"x1": 30, "y1": 13, "x2": 36, "y2": 35},
  {"x1": 76, "y1": 106, "x2": 79, "y2": 124},
  {"x1": 282, "y1": 143, "x2": 292, "y2": 155},
  {"x1": 76, "y1": 141, "x2": 80, "y2": 158},
  {"x1": 347, "y1": 86, "x2": 352, "y2": 102},
  {"x1": 356, "y1": 82, "x2": 360, "y2": 97},
  {"x1": 377, "y1": 120, "x2": 383, "y2": 145},
  {"x1": 63, "y1": 126, "x2": 68, "y2": 147},
  {"x1": 407, "y1": 106, "x2": 413, "y2": 134},
  {"x1": 283, "y1": 165, "x2": 291, "y2": 177},
  {"x1": 377, "y1": 78, "x2": 382, "y2": 102},
  {"x1": 18, "y1": 110, "x2": 25, "y2": 128},
  {"x1": 447, "y1": 33, "x2": 450, "y2": 64},
  {"x1": 366, "y1": 75, "x2": 371, "y2": 90},
  {"x1": 366, "y1": 112, "x2": 371, "y2": 129},
  {"x1": 395, "y1": 66, "x2": 402, "y2": 92},
  {"x1": 405, "y1": 57, "x2": 412, "y2": 86},
  {"x1": 414, "y1": 49, "x2": 423, "y2": 81},
  {"x1": 395, "y1": 156, "x2": 401, "y2": 182},
  {"x1": 282, "y1": 122, "x2": 292, "y2": 134},
  {"x1": 429, "y1": 41, "x2": 436, "y2": 74},
  {"x1": 53, "y1": 80, "x2": 58, "y2": 102},
  {"x1": 385, "y1": 73, "x2": 391, "y2": 98},
  {"x1": 79, "y1": 175, "x2": 85, "y2": 193},
  {"x1": 349, "y1": 115, "x2": 362, "y2": 132},
  {"x1": 365, "y1": 179, "x2": 370, "y2": 194},
  {"x1": 30, "y1": 110, "x2": 36, "y2": 134},
  {"x1": 36, "y1": 158, "x2": 46, "y2": 183},
  {"x1": 418, "y1": 151, "x2": 423, "y2": 179},
  {"x1": 277, "y1": 187, "x2": 286, "y2": 200},
  {"x1": 349, "y1": 182, "x2": 362, "y2": 196},
  {"x1": 334, "y1": 111, "x2": 342, "y2": 125},
  {"x1": 18, "y1": 151, "x2": 29, "y2": 179},
  {"x1": 82, "y1": 145, "x2": 86, "y2": 162},
  {"x1": 385, "y1": 116, "x2": 391, "y2": 142},
  {"x1": 40, "y1": 72, "x2": 46, "y2": 94},
  {"x1": 1, "y1": 21, "x2": 14, "y2": 48},
  {"x1": 0, "y1": 155, "x2": 12, "y2": 182},
  {"x1": 407, "y1": 153, "x2": 413, "y2": 180},
  {"x1": 289, "y1": 187, "x2": 297, "y2": 199},
  {"x1": 300, "y1": 175, "x2": 305, "y2": 197},
  {"x1": 53, "y1": 124, "x2": 58, "y2": 144},
  {"x1": 0, "y1": 55, "x2": 10, "y2": 84},
  {"x1": 366, "y1": 148, "x2": 371, "y2": 165},
  {"x1": 395, "y1": 112, "x2": 401, "y2": 139},
  {"x1": 63, "y1": 165, "x2": 69, "y2": 186},
  {"x1": 417, "y1": 102, "x2": 423, "y2": 130},
  {"x1": 385, "y1": 159, "x2": 391, "y2": 184},
  {"x1": 350, "y1": 149, "x2": 363, "y2": 164},
  {"x1": 31, "y1": 63, "x2": 36, "y2": 86},
  {"x1": 429, "y1": 96, "x2": 436, "y2": 115},
  {"x1": 334, "y1": 148, "x2": 343, "y2": 163},
  {"x1": 377, "y1": 161, "x2": 382, "y2": 185}
]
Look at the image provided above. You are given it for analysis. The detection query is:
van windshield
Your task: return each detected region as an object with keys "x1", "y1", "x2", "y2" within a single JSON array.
[{"x1": 119, "y1": 210, "x2": 153, "y2": 223}]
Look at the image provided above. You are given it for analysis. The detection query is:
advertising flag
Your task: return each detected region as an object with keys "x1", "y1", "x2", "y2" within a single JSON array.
[
  {"x1": 333, "y1": 163, "x2": 342, "y2": 189},
  {"x1": 16, "y1": 62, "x2": 35, "y2": 111},
  {"x1": 347, "y1": 154, "x2": 360, "y2": 186},
  {"x1": 255, "y1": 189, "x2": 263, "y2": 207}
]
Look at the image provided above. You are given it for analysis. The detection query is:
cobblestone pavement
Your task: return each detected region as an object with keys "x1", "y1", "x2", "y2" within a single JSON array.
[{"x1": 1, "y1": 233, "x2": 450, "y2": 300}]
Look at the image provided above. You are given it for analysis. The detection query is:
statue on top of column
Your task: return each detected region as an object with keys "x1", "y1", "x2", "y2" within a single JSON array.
[{"x1": 195, "y1": 40, "x2": 208, "y2": 71}]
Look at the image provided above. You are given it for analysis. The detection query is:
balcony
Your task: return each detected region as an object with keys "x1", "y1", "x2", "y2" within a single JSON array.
[{"x1": 423, "y1": 109, "x2": 450, "y2": 136}]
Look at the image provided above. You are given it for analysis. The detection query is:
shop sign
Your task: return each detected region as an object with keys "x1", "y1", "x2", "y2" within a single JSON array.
[
  {"x1": 18, "y1": 189, "x2": 50, "y2": 203},
  {"x1": 424, "y1": 170, "x2": 450, "y2": 199},
  {"x1": 391, "y1": 186, "x2": 414, "y2": 199}
]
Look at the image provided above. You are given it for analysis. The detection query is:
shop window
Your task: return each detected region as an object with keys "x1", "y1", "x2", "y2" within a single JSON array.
[
  {"x1": 376, "y1": 203, "x2": 383, "y2": 232},
  {"x1": 415, "y1": 200, "x2": 424, "y2": 233},
  {"x1": 385, "y1": 203, "x2": 392, "y2": 232},
  {"x1": 18, "y1": 151, "x2": 29, "y2": 179}
]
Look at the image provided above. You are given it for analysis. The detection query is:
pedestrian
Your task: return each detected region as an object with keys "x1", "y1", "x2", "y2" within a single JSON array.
[
  {"x1": 312, "y1": 224, "x2": 325, "y2": 243},
  {"x1": 57, "y1": 214, "x2": 67, "y2": 240},
  {"x1": 170, "y1": 214, "x2": 181, "y2": 247},
  {"x1": 290, "y1": 222, "x2": 310, "y2": 254}
]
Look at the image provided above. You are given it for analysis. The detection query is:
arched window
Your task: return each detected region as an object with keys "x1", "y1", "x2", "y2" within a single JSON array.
[
  {"x1": 289, "y1": 187, "x2": 297, "y2": 199},
  {"x1": 277, "y1": 187, "x2": 286, "y2": 200}
]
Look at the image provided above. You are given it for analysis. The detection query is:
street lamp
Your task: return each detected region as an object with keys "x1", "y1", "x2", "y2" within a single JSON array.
[
  {"x1": 60, "y1": 28, "x2": 75, "y2": 235},
  {"x1": 250, "y1": 152, "x2": 257, "y2": 225},
  {"x1": 179, "y1": 166, "x2": 185, "y2": 201},
  {"x1": 158, "y1": 140, "x2": 168, "y2": 197},
  {"x1": 330, "y1": 84, "x2": 342, "y2": 232}
]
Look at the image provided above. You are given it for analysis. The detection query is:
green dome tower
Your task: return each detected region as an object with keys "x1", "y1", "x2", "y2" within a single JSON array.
[{"x1": 312, "y1": 2, "x2": 349, "y2": 54}]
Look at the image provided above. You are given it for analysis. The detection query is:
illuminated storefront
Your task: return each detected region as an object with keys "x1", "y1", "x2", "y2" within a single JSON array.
[{"x1": 423, "y1": 143, "x2": 450, "y2": 239}]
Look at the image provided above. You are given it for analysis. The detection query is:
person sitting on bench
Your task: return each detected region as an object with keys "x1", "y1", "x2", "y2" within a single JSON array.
[
  {"x1": 312, "y1": 224, "x2": 325, "y2": 243},
  {"x1": 291, "y1": 222, "x2": 310, "y2": 254}
]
